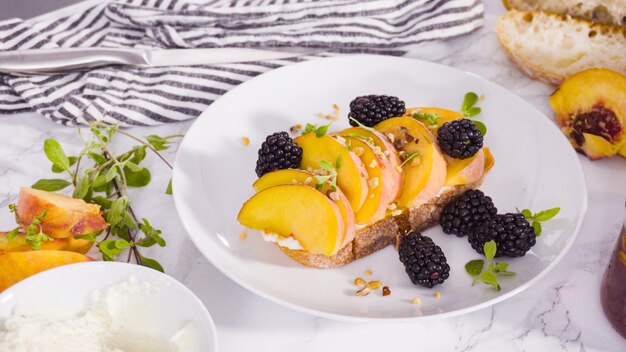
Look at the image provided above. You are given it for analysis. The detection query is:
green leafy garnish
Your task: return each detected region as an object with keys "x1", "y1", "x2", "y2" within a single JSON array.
[
  {"x1": 400, "y1": 152, "x2": 421, "y2": 167},
  {"x1": 343, "y1": 133, "x2": 375, "y2": 145},
  {"x1": 315, "y1": 159, "x2": 338, "y2": 191},
  {"x1": 460, "y1": 92, "x2": 487, "y2": 136},
  {"x1": 24, "y1": 210, "x2": 53, "y2": 250},
  {"x1": 348, "y1": 117, "x2": 377, "y2": 132},
  {"x1": 518, "y1": 207, "x2": 561, "y2": 236},
  {"x1": 412, "y1": 111, "x2": 440, "y2": 126},
  {"x1": 302, "y1": 123, "x2": 331, "y2": 138},
  {"x1": 465, "y1": 240, "x2": 516, "y2": 291}
]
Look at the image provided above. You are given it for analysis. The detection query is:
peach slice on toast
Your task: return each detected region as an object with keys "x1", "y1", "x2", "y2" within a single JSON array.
[
  {"x1": 252, "y1": 169, "x2": 355, "y2": 247},
  {"x1": 294, "y1": 133, "x2": 369, "y2": 211},
  {"x1": 337, "y1": 133, "x2": 399, "y2": 225},
  {"x1": 238, "y1": 185, "x2": 345, "y2": 256},
  {"x1": 375, "y1": 117, "x2": 447, "y2": 209},
  {"x1": 17, "y1": 188, "x2": 108, "y2": 239},
  {"x1": 445, "y1": 148, "x2": 486, "y2": 186}
]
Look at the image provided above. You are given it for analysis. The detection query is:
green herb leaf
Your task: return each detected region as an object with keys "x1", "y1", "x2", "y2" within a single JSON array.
[
  {"x1": 44, "y1": 139, "x2": 71, "y2": 172},
  {"x1": 91, "y1": 196, "x2": 112, "y2": 210},
  {"x1": 479, "y1": 270, "x2": 500, "y2": 291},
  {"x1": 106, "y1": 197, "x2": 129, "y2": 227},
  {"x1": 124, "y1": 161, "x2": 142, "y2": 172},
  {"x1": 349, "y1": 117, "x2": 377, "y2": 132},
  {"x1": 165, "y1": 178, "x2": 173, "y2": 195},
  {"x1": 114, "y1": 239, "x2": 131, "y2": 249},
  {"x1": 316, "y1": 124, "x2": 330, "y2": 138},
  {"x1": 124, "y1": 166, "x2": 151, "y2": 187},
  {"x1": 465, "y1": 259, "x2": 484, "y2": 279},
  {"x1": 472, "y1": 120, "x2": 487, "y2": 136},
  {"x1": 343, "y1": 133, "x2": 375, "y2": 145},
  {"x1": 75, "y1": 231, "x2": 100, "y2": 241},
  {"x1": 462, "y1": 92, "x2": 479, "y2": 112},
  {"x1": 104, "y1": 166, "x2": 118, "y2": 183},
  {"x1": 99, "y1": 239, "x2": 125, "y2": 261},
  {"x1": 131, "y1": 146, "x2": 147, "y2": 164},
  {"x1": 484, "y1": 240, "x2": 497, "y2": 261},
  {"x1": 412, "y1": 111, "x2": 440, "y2": 126},
  {"x1": 319, "y1": 160, "x2": 334, "y2": 172},
  {"x1": 7, "y1": 227, "x2": 20, "y2": 240},
  {"x1": 137, "y1": 218, "x2": 166, "y2": 247},
  {"x1": 73, "y1": 170, "x2": 92, "y2": 200},
  {"x1": 139, "y1": 255, "x2": 164, "y2": 272},
  {"x1": 335, "y1": 155, "x2": 343, "y2": 169},
  {"x1": 31, "y1": 179, "x2": 71, "y2": 192},
  {"x1": 303, "y1": 123, "x2": 317, "y2": 134},
  {"x1": 532, "y1": 221, "x2": 542, "y2": 236},
  {"x1": 533, "y1": 207, "x2": 561, "y2": 222},
  {"x1": 520, "y1": 209, "x2": 532, "y2": 219},
  {"x1": 87, "y1": 152, "x2": 106, "y2": 165},
  {"x1": 400, "y1": 152, "x2": 421, "y2": 168},
  {"x1": 51, "y1": 156, "x2": 78, "y2": 173},
  {"x1": 493, "y1": 262, "x2": 516, "y2": 276},
  {"x1": 146, "y1": 135, "x2": 172, "y2": 151},
  {"x1": 465, "y1": 107, "x2": 482, "y2": 117}
]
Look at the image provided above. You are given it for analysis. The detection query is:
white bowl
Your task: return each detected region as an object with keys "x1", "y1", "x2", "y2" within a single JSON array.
[{"x1": 0, "y1": 262, "x2": 218, "y2": 351}]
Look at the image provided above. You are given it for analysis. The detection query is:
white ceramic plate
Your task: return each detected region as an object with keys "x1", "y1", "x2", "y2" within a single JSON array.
[
  {"x1": 0, "y1": 262, "x2": 218, "y2": 351},
  {"x1": 173, "y1": 55, "x2": 587, "y2": 321}
]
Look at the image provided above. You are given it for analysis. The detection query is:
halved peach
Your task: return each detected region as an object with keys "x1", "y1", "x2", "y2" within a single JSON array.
[
  {"x1": 17, "y1": 188, "x2": 108, "y2": 239},
  {"x1": 375, "y1": 117, "x2": 447, "y2": 209},
  {"x1": 337, "y1": 134, "x2": 398, "y2": 225},
  {"x1": 0, "y1": 232, "x2": 94, "y2": 254},
  {"x1": 294, "y1": 134, "x2": 369, "y2": 211},
  {"x1": 445, "y1": 148, "x2": 485, "y2": 186},
  {"x1": 0, "y1": 250, "x2": 93, "y2": 291},
  {"x1": 238, "y1": 185, "x2": 344, "y2": 256},
  {"x1": 252, "y1": 169, "x2": 355, "y2": 247}
]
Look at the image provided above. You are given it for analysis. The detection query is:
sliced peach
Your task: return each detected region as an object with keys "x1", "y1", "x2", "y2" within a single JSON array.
[
  {"x1": 0, "y1": 232, "x2": 94, "y2": 254},
  {"x1": 294, "y1": 134, "x2": 369, "y2": 211},
  {"x1": 252, "y1": 169, "x2": 355, "y2": 247},
  {"x1": 445, "y1": 148, "x2": 485, "y2": 186},
  {"x1": 406, "y1": 107, "x2": 464, "y2": 134},
  {"x1": 483, "y1": 147, "x2": 495, "y2": 172},
  {"x1": 375, "y1": 117, "x2": 447, "y2": 209},
  {"x1": 337, "y1": 134, "x2": 398, "y2": 225},
  {"x1": 620, "y1": 144, "x2": 626, "y2": 158},
  {"x1": 238, "y1": 185, "x2": 344, "y2": 256},
  {"x1": 0, "y1": 250, "x2": 93, "y2": 291},
  {"x1": 17, "y1": 188, "x2": 108, "y2": 239}
]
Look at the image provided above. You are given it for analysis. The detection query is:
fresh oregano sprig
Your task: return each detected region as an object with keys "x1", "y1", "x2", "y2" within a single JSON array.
[
  {"x1": 302, "y1": 123, "x2": 330, "y2": 138},
  {"x1": 518, "y1": 207, "x2": 561, "y2": 236},
  {"x1": 465, "y1": 240, "x2": 516, "y2": 291},
  {"x1": 315, "y1": 159, "x2": 339, "y2": 191},
  {"x1": 26, "y1": 122, "x2": 182, "y2": 272},
  {"x1": 460, "y1": 92, "x2": 487, "y2": 136},
  {"x1": 412, "y1": 111, "x2": 440, "y2": 126}
]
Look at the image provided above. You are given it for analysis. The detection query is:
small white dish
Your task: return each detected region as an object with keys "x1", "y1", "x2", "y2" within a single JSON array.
[
  {"x1": 0, "y1": 262, "x2": 218, "y2": 351},
  {"x1": 173, "y1": 55, "x2": 587, "y2": 321}
]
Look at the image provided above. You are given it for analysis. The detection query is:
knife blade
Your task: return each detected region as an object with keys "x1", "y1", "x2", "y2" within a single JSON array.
[{"x1": 0, "y1": 47, "x2": 317, "y2": 75}]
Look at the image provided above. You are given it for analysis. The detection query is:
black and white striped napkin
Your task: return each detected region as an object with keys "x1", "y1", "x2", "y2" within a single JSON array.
[{"x1": 0, "y1": 0, "x2": 484, "y2": 126}]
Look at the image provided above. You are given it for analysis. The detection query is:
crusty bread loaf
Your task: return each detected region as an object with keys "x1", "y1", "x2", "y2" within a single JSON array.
[
  {"x1": 496, "y1": 10, "x2": 626, "y2": 85},
  {"x1": 279, "y1": 176, "x2": 486, "y2": 268},
  {"x1": 503, "y1": 0, "x2": 626, "y2": 27}
]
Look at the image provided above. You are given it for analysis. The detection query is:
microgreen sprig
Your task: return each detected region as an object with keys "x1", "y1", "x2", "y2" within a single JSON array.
[
  {"x1": 400, "y1": 152, "x2": 421, "y2": 167},
  {"x1": 518, "y1": 207, "x2": 561, "y2": 236},
  {"x1": 460, "y1": 92, "x2": 487, "y2": 136},
  {"x1": 465, "y1": 240, "x2": 516, "y2": 291},
  {"x1": 303, "y1": 123, "x2": 331, "y2": 138},
  {"x1": 315, "y1": 158, "x2": 340, "y2": 191},
  {"x1": 348, "y1": 117, "x2": 377, "y2": 132},
  {"x1": 412, "y1": 111, "x2": 440, "y2": 126}
]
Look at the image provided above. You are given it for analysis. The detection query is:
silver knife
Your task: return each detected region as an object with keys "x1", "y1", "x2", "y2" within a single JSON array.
[{"x1": 0, "y1": 47, "x2": 317, "y2": 75}]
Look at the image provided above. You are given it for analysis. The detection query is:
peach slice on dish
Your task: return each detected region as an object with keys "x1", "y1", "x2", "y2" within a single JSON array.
[
  {"x1": 17, "y1": 188, "x2": 108, "y2": 239},
  {"x1": 294, "y1": 133, "x2": 369, "y2": 212},
  {"x1": 0, "y1": 250, "x2": 93, "y2": 291},
  {"x1": 375, "y1": 117, "x2": 447, "y2": 209},
  {"x1": 336, "y1": 133, "x2": 399, "y2": 225},
  {"x1": 445, "y1": 148, "x2": 485, "y2": 186},
  {"x1": 238, "y1": 185, "x2": 345, "y2": 256},
  {"x1": 252, "y1": 169, "x2": 355, "y2": 247},
  {"x1": 0, "y1": 232, "x2": 94, "y2": 254}
]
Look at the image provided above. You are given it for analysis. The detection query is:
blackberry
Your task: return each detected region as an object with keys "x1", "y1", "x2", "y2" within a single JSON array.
[
  {"x1": 468, "y1": 213, "x2": 537, "y2": 258},
  {"x1": 439, "y1": 190, "x2": 497, "y2": 237},
  {"x1": 437, "y1": 119, "x2": 483, "y2": 159},
  {"x1": 255, "y1": 132, "x2": 303, "y2": 177},
  {"x1": 398, "y1": 232, "x2": 450, "y2": 288},
  {"x1": 348, "y1": 95, "x2": 406, "y2": 127}
]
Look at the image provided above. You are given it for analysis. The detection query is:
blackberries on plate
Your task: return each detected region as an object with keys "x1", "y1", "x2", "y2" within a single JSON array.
[
  {"x1": 348, "y1": 95, "x2": 406, "y2": 127},
  {"x1": 468, "y1": 213, "x2": 537, "y2": 258},
  {"x1": 255, "y1": 132, "x2": 302, "y2": 177},
  {"x1": 439, "y1": 190, "x2": 497, "y2": 237},
  {"x1": 398, "y1": 232, "x2": 450, "y2": 288},
  {"x1": 437, "y1": 119, "x2": 483, "y2": 159}
]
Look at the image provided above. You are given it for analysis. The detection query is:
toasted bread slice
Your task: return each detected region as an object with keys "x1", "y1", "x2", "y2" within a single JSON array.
[
  {"x1": 503, "y1": 0, "x2": 626, "y2": 27},
  {"x1": 279, "y1": 174, "x2": 487, "y2": 268},
  {"x1": 496, "y1": 10, "x2": 626, "y2": 85}
]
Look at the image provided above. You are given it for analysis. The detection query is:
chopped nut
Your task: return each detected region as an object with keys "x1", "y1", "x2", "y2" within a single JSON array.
[
  {"x1": 240, "y1": 137, "x2": 250, "y2": 146},
  {"x1": 290, "y1": 124, "x2": 302, "y2": 134},
  {"x1": 369, "y1": 193, "x2": 376, "y2": 199},
  {"x1": 364, "y1": 269, "x2": 373, "y2": 276},
  {"x1": 434, "y1": 291, "x2": 441, "y2": 298},
  {"x1": 354, "y1": 277, "x2": 366, "y2": 286},
  {"x1": 304, "y1": 177, "x2": 313, "y2": 185},
  {"x1": 368, "y1": 177, "x2": 379, "y2": 189},
  {"x1": 383, "y1": 150, "x2": 391, "y2": 157},
  {"x1": 356, "y1": 287, "x2": 371, "y2": 296},
  {"x1": 387, "y1": 203, "x2": 397, "y2": 211},
  {"x1": 328, "y1": 191, "x2": 340, "y2": 201},
  {"x1": 335, "y1": 135, "x2": 346, "y2": 145},
  {"x1": 369, "y1": 159, "x2": 378, "y2": 168},
  {"x1": 395, "y1": 165, "x2": 403, "y2": 173},
  {"x1": 317, "y1": 168, "x2": 328, "y2": 176},
  {"x1": 366, "y1": 281, "x2": 381, "y2": 289},
  {"x1": 391, "y1": 209, "x2": 402, "y2": 216},
  {"x1": 333, "y1": 103, "x2": 340, "y2": 111},
  {"x1": 353, "y1": 147, "x2": 365, "y2": 156},
  {"x1": 382, "y1": 286, "x2": 391, "y2": 296},
  {"x1": 393, "y1": 139, "x2": 404, "y2": 150},
  {"x1": 386, "y1": 133, "x2": 395, "y2": 143},
  {"x1": 479, "y1": 94, "x2": 486, "y2": 101},
  {"x1": 411, "y1": 156, "x2": 421, "y2": 167},
  {"x1": 307, "y1": 167, "x2": 314, "y2": 172},
  {"x1": 291, "y1": 178, "x2": 299, "y2": 184},
  {"x1": 372, "y1": 146, "x2": 382, "y2": 154},
  {"x1": 405, "y1": 134, "x2": 415, "y2": 143},
  {"x1": 412, "y1": 297, "x2": 421, "y2": 305},
  {"x1": 239, "y1": 232, "x2": 248, "y2": 240}
]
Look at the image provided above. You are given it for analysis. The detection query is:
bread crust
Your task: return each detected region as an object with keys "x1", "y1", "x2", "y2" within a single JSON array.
[{"x1": 279, "y1": 176, "x2": 485, "y2": 268}]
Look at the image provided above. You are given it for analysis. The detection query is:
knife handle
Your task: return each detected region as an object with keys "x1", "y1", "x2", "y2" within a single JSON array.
[{"x1": 0, "y1": 48, "x2": 148, "y2": 75}]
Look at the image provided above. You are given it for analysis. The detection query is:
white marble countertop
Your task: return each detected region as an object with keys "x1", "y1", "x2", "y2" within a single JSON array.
[{"x1": 1, "y1": 1, "x2": 626, "y2": 351}]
